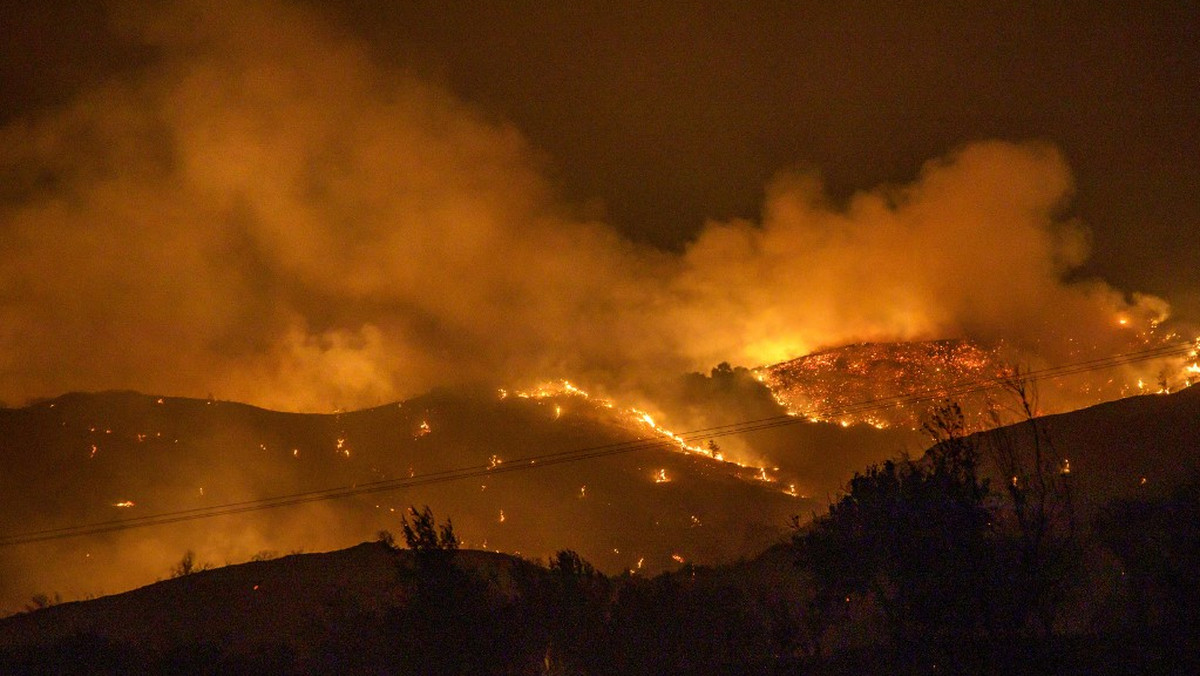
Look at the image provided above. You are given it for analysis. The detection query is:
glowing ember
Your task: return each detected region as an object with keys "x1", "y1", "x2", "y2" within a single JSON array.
[
  {"x1": 414, "y1": 420, "x2": 431, "y2": 438},
  {"x1": 112, "y1": 501, "x2": 135, "y2": 508},
  {"x1": 654, "y1": 468, "x2": 670, "y2": 483}
]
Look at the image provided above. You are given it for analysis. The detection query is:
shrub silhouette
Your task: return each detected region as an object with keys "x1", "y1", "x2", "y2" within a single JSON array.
[{"x1": 794, "y1": 402, "x2": 995, "y2": 668}]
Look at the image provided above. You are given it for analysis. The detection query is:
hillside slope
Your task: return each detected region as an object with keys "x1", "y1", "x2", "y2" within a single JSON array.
[{"x1": 0, "y1": 387, "x2": 834, "y2": 614}]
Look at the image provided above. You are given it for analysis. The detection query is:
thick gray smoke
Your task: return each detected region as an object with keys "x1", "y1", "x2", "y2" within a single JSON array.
[{"x1": 0, "y1": 0, "x2": 1174, "y2": 412}]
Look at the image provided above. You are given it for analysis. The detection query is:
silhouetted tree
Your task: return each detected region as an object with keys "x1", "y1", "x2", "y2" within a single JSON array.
[
  {"x1": 400, "y1": 505, "x2": 458, "y2": 553},
  {"x1": 794, "y1": 402, "x2": 994, "y2": 668},
  {"x1": 375, "y1": 529, "x2": 397, "y2": 550},
  {"x1": 169, "y1": 550, "x2": 209, "y2": 578},
  {"x1": 24, "y1": 592, "x2": 60, "y2": 612},
  {"x1": 986, "y1": 368, "x2": 1081, "y2": 636},
  {"x1": 542, "y1": 550, "x2": 609, "y2": 673},
  {"x1": 389, "y1": 507, "x2": 542, "y2": 674}
]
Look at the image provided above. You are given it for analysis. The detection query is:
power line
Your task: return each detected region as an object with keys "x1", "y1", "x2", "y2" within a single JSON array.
[{"x1": 1, "y1": 339, "x2": 1194, "y2": 547}]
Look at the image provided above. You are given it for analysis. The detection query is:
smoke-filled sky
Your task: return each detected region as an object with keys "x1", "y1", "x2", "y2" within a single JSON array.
[{"x1": 1, "y1": 0, "x2": 1196, "y2": 411}]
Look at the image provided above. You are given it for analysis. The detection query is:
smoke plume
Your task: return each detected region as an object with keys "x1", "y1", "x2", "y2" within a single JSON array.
[{"x1": 0, "y1": 0, "x2": 1172, "y2": 411}]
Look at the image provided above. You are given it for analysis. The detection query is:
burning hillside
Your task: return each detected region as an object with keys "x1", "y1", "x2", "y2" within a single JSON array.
[
  {"x1": 757, "y1": 340, "x2": 1004, "y2": 430},
  {"x1": 756, "y1": 335, "x2": 1200, "y2": 433}
]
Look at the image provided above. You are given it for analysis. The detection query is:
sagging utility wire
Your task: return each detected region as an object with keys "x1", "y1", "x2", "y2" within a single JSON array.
[{"x1": 1, "y1": 339, "x2": 1194, "y2": 547}]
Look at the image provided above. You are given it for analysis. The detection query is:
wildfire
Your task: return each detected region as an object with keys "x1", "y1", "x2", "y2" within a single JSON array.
[
  {"x1": 757, "y1": 340, "x2": 1004, "y2": 431},
  {"x1": 514, "y1": 380, "x2": 751, "y2": 467},
  {"x1": 756, "y1": 335, "x2": 1200, "y2": 433}
]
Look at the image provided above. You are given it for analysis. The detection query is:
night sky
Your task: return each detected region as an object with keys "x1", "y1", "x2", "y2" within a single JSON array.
[{"x1": 1, "y1": 1, "x2": 1197, "y2": 409}]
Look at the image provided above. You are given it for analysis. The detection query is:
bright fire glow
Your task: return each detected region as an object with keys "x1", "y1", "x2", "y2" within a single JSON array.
[
  {"x1": 414, "y1": 420, "x2": 431, "y2": 438},
  {"x1": 514, "y1": 380, "x2": 754, "y2": 468},
  {"x1": 756, "y1": 335, "x2": 1200, "y2": 433}
]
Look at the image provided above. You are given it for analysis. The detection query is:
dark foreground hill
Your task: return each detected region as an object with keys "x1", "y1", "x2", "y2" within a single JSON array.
[
  {"x1": 967, "y1": 382, "x2": 1200, "y2": 513},
  {"x1": 2, "y1": 535, "x2": 1197, "y2": 675},
  {"x1": 0, "y1": 540, "x2": 805, "y2": 674}
]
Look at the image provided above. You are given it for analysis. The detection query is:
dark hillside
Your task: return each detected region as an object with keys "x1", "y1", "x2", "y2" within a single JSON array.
[{"x1": 969, "y1": 384, "x2": 1200, "y2": 511}]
